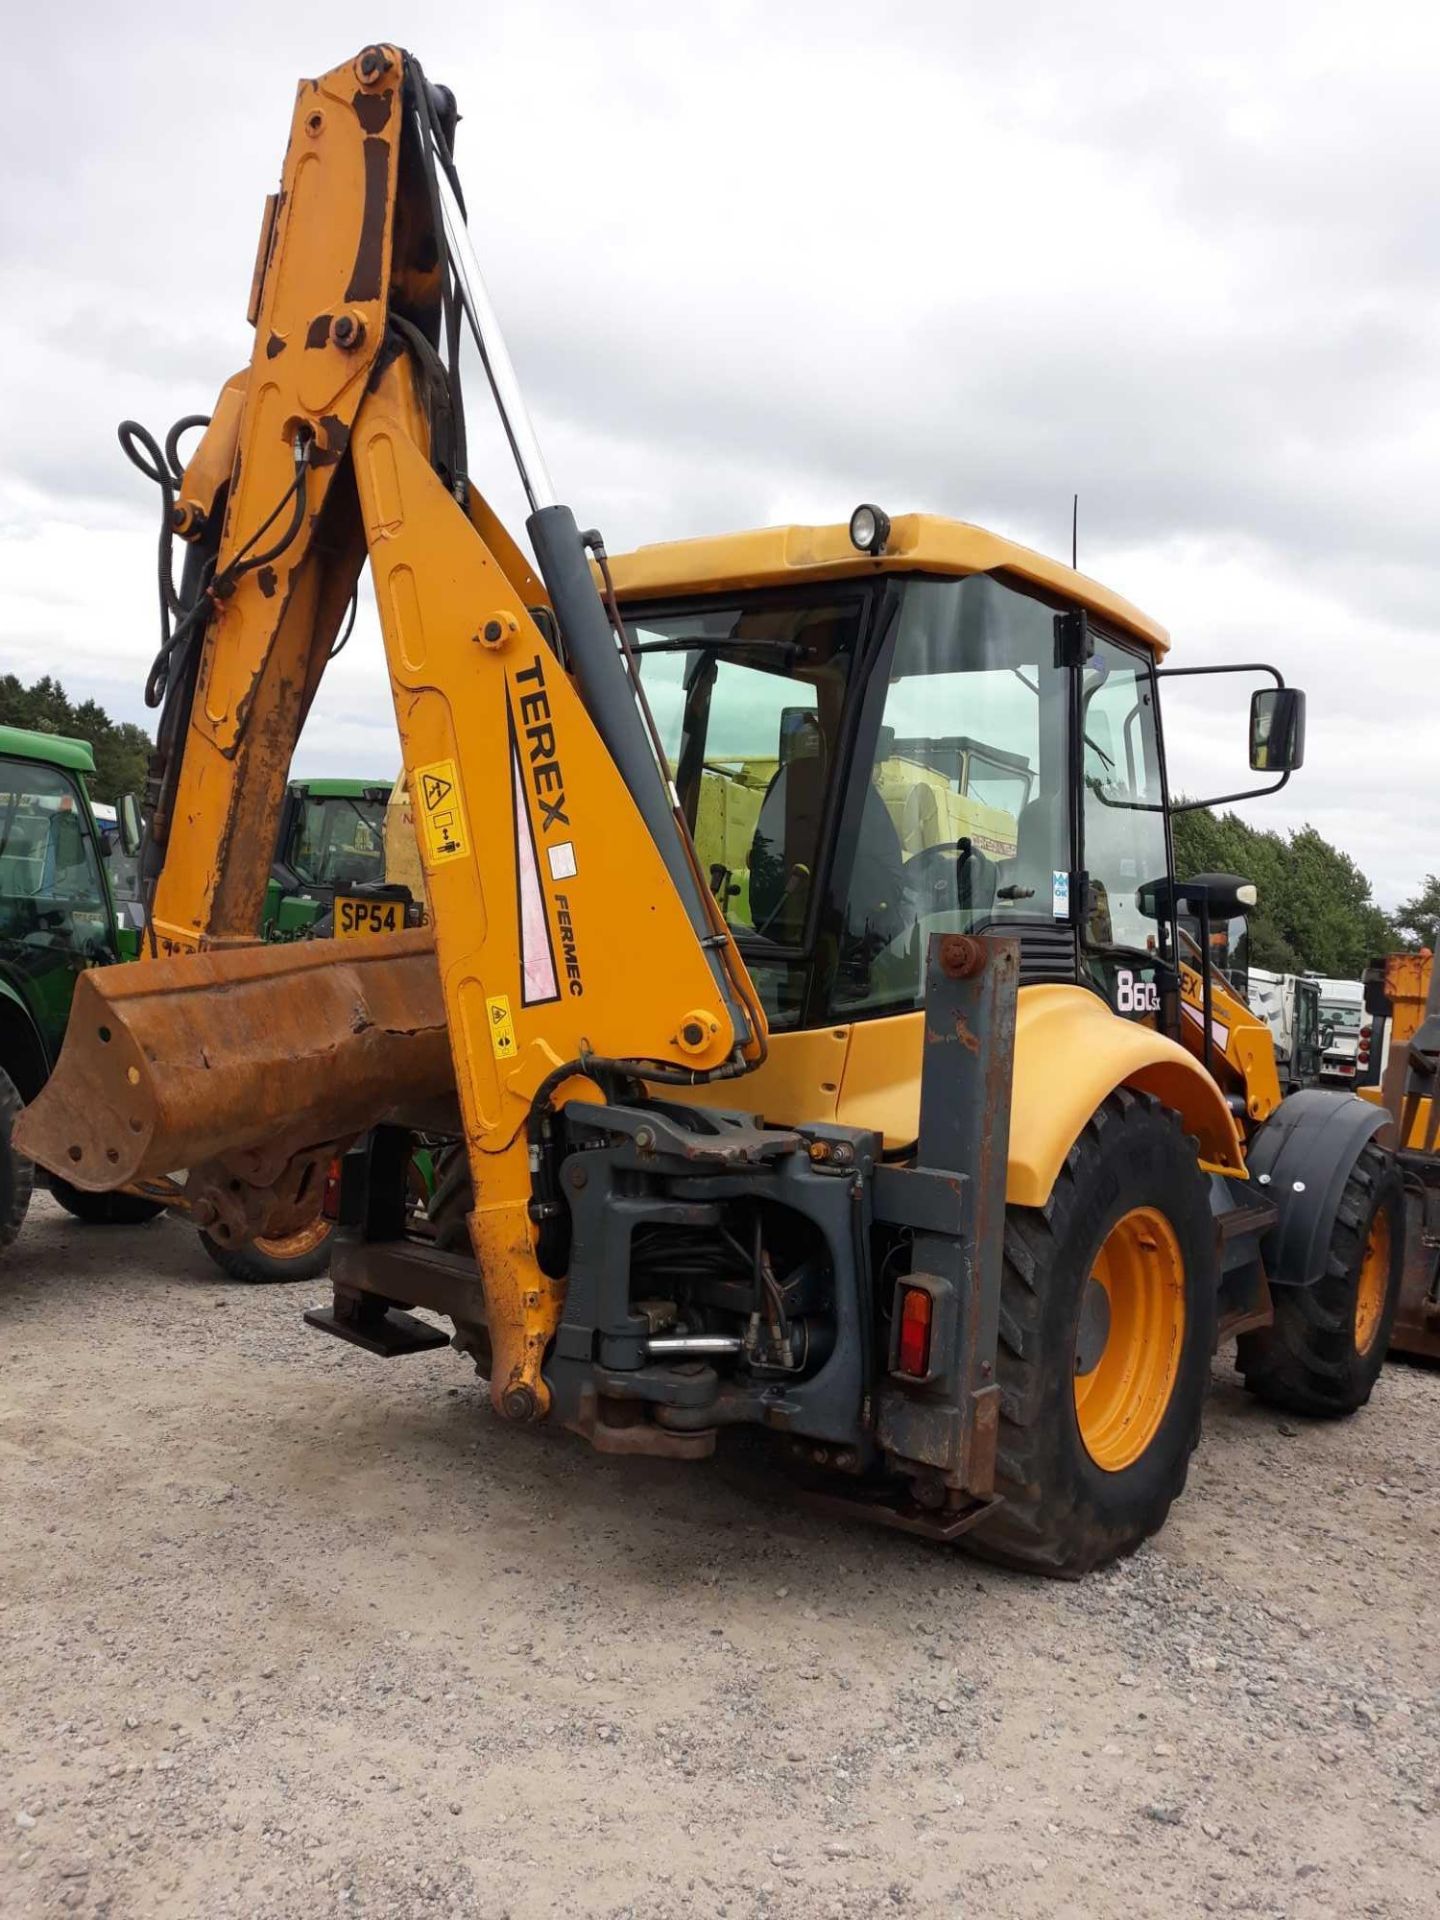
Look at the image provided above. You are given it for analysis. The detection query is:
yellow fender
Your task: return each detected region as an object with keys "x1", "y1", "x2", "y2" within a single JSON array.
[
  {"x1": 1007, "y1": 985, "x2": 1244, "y2": 1205},
  {"x1": 687, "y1": 982, "x2": 1247, "y2": 1208}
]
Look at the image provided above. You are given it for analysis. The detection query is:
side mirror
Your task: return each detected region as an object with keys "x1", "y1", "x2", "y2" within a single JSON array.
[
  {"x1": 1249, "y1": 687, "x2": 1306, "y2": 773},
  {"x1": 117, "y1": 793, "x2": 143, "y2": 859},
  {"x1": 1138, "y1": 872, "x2": 1258, "y2": 921}
]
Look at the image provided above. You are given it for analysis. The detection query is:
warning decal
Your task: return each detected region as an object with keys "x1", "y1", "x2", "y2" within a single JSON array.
[
  {"x1": 415, "y1": 758, "x2": 467, "y2": 863},
  {"x1": 486, "y1": 993, "x2": 517, "y2": 1060}
]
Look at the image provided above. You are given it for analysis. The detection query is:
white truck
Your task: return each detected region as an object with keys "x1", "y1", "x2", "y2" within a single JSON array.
[{"x1": 1312, "y1": 976, "x2": 1373, "y2": 1086}]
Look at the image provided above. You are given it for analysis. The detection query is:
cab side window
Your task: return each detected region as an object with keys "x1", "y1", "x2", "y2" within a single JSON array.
[
  {"x1": 1080, "y1": 640, "x2": 1169, "y2": 955},
  {"x1": 0, "y1": 759, "x2": 110, "y2": 951}
]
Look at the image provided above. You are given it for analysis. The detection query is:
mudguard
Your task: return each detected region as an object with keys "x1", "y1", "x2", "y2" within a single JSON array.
[
  {"x1": 1245, "y1": 1088, "x2": 1388, "y2": 1287},
  {"x1": 1005, "y1": 985, "x2": 1245, "y2": 1206}
]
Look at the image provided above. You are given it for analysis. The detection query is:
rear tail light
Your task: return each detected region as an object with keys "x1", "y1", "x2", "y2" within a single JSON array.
[
  {"x1": 1358, "y1": 1027, "x2": 1371, "y2": 1066},
  {"x1": 321, "y1": 1155, "x2": 344, "y2": 1222},
  {"x1": 896, "y1": 1285, "x2": 933, "y2": 1378}
]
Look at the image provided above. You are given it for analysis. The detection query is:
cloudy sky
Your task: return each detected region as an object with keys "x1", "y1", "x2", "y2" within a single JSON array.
[{"x1": 3, "y1": 0, "x2": 1436, "y2": 907}]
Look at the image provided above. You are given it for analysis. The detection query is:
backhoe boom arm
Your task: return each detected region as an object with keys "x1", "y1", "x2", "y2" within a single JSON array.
[{"x1": 17, "y1": 44, "x2": 765, "y2": 1420}]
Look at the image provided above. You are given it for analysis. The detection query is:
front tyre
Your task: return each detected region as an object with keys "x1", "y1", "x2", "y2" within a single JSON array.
[
  {"x1": 966, "y1": 1090, "x2": 1218, "y2": 1577},
  {"x1": 199, "y1": 1214, "x2": 335, "y2": 1284},
  {"x1": 1236, "y1": 1141, "x2": 1402, "y2": 1416},
  {"x1": 0, "y1": 1064, "x2": 34, "y2": 1255},
  {"x1": 48, "y1": 1177, "x2": 166, "y2": 1226}
]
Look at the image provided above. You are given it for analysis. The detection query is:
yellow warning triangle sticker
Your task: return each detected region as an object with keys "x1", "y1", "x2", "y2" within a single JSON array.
[{"x1": 422, "y1": 772, "x2": 452, "y2": 810}]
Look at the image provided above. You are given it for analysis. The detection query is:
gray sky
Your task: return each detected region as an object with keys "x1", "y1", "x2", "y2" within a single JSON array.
[{"x1": 2, "y1": 0, "x2": 1437, "y2": 907}]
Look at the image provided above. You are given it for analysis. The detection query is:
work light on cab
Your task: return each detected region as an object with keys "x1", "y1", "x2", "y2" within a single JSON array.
[{"x1": 849, "y1": 503, "x2": 891, "y2": 555}]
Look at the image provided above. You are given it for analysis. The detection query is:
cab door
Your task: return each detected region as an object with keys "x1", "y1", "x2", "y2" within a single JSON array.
[
  {"x1": 1294, "y1": 982, "x2": 1321, "y2": 1086},
  {"x1": 0, "y1": 757, "x2": 117, "y2": 1067}
]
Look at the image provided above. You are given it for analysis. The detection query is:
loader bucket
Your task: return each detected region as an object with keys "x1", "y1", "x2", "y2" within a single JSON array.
[{"x1": 14, "y1": 931, "x2": 450, "y2": 1191}]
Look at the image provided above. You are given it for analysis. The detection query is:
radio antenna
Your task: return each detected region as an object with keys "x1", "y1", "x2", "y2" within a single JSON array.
[{"x1": 1071, "y1": 493, "x2": 1079, "y2": 571}]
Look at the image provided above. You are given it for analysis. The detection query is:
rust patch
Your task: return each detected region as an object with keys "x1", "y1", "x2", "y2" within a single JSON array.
[
  {"x1": 13, "y1": 933, "x2": 450, "y2": 1192},
  {"x1": 939, "y1": 934, "x2": 986, "y2": 980},
  {"x1": 352, "y1": 88, "x2": 393, "y2": 134},
  {"x1": 265, "y1": 332, "x2": 286, "y2": 359},
  {"x1": 305, "y1": 313, "x2": 332, "y2": 349},
  {"x1": 953, "y1": 1014, "x2": 981, "y2": 1056},
  {"x1": 310, "y1": 414, "x2": 351, "y2": 469},
  {"x1": 344, "y1": 135, "x2": 390, "y2": 303},
  {"x1": 257, "y1": 566, "x2": 278, "y2": 599}
]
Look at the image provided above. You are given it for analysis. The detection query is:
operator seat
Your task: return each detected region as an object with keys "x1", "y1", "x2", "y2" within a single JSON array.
[
  {"x1": 748, "y1": 751, "x2": 827, "y2": 941},
  {"x1": 748, "y1": 753, "x2": 908, "y2": 946}
]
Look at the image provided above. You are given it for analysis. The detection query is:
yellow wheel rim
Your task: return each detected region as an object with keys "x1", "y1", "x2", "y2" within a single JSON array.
[
  {"x1": 1074, "y1": 1206, "x2": 1186, "y2": 1473},
  {"x1": 1353, "y1": 1207, "x2": 1391, "y2": 1355},
  {"x1": 251, "y1": 1214, "x2": 333, "y2": 1262}
]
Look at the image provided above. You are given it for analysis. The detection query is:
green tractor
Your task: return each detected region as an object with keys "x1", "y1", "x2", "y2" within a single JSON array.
[
  {"x1": 0, "y1": 726, "x2": 163, "y2": 1250},
  {"x1": 266, "y1": 777, "x2": 393, "y2": 933},
  {"x1": 0, "y1": 733, "x2": 348, "y2": 1281}
]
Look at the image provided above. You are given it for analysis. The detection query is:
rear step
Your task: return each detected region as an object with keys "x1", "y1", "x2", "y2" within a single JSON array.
[{"x1": 304, "y1": 1299, "x2": 451, "y2": 1358}]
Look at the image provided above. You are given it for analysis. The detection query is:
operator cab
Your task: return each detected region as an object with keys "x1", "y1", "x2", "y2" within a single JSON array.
[{"x1": 623, "y1": 512, "x2": 1304, "y2": 1048}]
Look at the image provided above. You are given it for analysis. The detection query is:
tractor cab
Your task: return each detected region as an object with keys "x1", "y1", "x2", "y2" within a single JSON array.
[{"x1": 270, "y1": 779, "x2": 392, "y2": 919}]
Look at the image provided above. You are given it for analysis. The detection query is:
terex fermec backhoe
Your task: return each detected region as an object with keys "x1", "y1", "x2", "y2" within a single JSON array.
[{"x1": 19, "y1": 47, "x2": 1408, "y2": 1574}]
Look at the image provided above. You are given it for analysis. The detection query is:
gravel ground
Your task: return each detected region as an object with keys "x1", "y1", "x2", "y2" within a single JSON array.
[{"x1": 2, "y1": 1194, "x2": 1437, "y2": 1919}]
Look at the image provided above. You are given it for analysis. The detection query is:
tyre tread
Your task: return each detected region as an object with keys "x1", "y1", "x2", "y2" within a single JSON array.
[
  {"x1": 1236, "y1": 1142, "x2": 1401, "y2": 1417},
  {"x1": 967, "y1": 1092, "x2": 1215, "y2": 1578}
]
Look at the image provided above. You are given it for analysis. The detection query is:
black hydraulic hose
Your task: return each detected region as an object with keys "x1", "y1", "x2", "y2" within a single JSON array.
[
  {"x1": 403, "y1": 54, "x2": 469, "y2": 499},
  {"x1": 163, "y1": 414, "x2": 211, "y2": 487},
  {"x1": 526, "y1": 1050, "x2": 750, "y2": 1160},
  {"x1": 523, "y1": 1048, "x2": 750, "y2": 1245},
  {"x1": 131, "y1": 425, "x2": 313, "y2": 709},
  {"x1": 329, "y1": 588, "x2": 359, "y2": 661},
  {"x1": 118, "y1": 419, "x2": 189, "y2": 626}
]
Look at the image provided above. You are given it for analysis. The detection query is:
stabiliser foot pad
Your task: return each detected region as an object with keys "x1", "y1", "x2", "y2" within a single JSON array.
[{"x1": 304, "y1": 1304, "x2": 451, "y2": 1358}]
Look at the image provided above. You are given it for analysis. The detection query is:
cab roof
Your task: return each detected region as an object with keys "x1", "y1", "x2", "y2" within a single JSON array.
[
  {"x1": 0, "y1": 725, "x2": 97, "y2": 776},
  {"x1": 605, "y1": 512, "x2": 1169, "y2": 654},
  {"x1": 288, "y1": 778, "x2": 391, "y2": 799}
]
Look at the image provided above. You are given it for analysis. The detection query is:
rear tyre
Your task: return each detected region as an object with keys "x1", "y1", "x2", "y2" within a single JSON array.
[
  {"x1": 199, "y1": 1215, "x2": 335, "y2": 1284},
  {"x1": 965, "y1": 1090, "x2": 1217, "y2": 1578},
  {"x1": 48, "y1": 1177, "x2": 166, "y2": 1227},
  {"x1": 1236, "y1": 1141, "x2": 1403, "y2": 1416},
  {"x1": 0, "y1": 1065, "x2": 34, "y2": 1254}
]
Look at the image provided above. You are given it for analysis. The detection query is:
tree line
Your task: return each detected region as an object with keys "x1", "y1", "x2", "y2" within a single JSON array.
[
  {"x1": 0, "y1": 675, "x2": 152, "y2": 806},
  {"x1": 1172, "y1": 805, "x2": 1438, "y2": 977}
]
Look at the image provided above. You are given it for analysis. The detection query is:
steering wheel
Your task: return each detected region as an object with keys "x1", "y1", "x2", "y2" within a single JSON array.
[{"x1": 903, "y1": 836, "x2": 978, "y2": 909}]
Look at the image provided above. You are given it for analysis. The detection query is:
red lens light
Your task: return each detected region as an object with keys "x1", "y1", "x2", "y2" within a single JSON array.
[
  {"x1": 897, "y1": 1285, "x2": 933, "y2": 1377},
  {"x1": 321, "y1": 1155, "x2": 343, "y2": 1222}
]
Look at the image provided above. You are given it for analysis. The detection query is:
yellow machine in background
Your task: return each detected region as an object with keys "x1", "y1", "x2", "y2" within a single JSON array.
[
  {"x1": 382, "y1": 774, "x2": 428, "y2": 916},
  {"x1": 16, "y1": 45, "x2": 1409, "y2": 1577},
  {"x1": 1364, "y1": 950, "x2": 1439, "y2": 1358}
]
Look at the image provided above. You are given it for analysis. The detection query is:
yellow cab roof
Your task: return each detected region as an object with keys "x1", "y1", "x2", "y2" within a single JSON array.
[{"x1": 604, "y1": 512, "x2": 1169, "y2": 655}]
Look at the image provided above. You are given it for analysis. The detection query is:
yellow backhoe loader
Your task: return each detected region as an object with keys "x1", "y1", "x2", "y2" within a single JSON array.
[
  {"x1": 1363, "y1": 950, "x2": 1439, "y2": 1358},
  {"x1": 18, "y1": 46, "x2": 1408, "y2": 1574}
]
